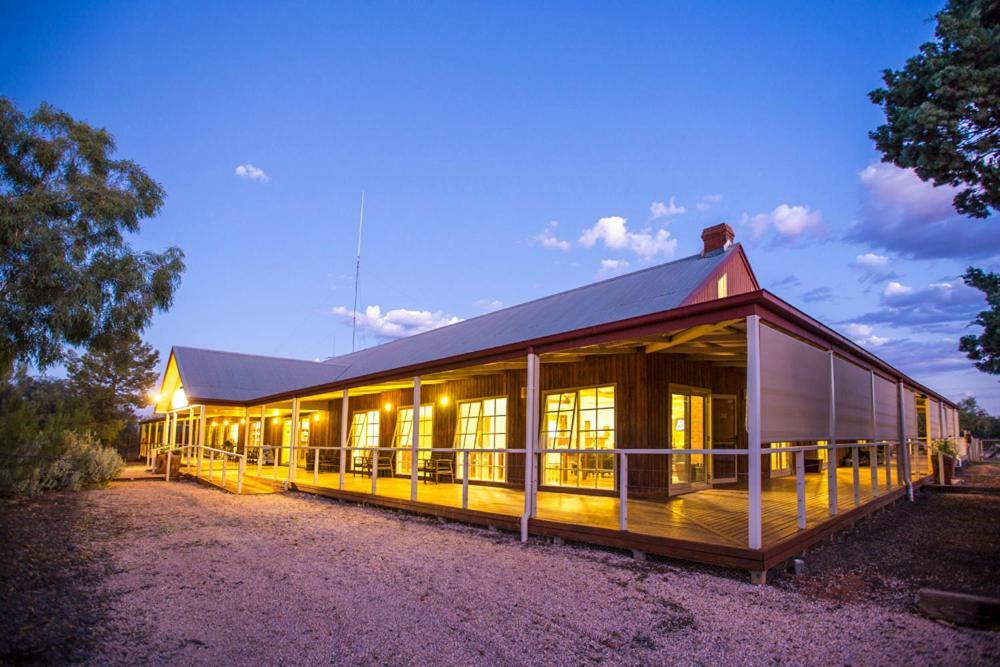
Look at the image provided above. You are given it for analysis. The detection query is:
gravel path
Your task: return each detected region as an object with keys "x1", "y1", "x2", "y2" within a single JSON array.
[{"x1": 8, "y1": 480, "x2": 1000, "y2": 666}]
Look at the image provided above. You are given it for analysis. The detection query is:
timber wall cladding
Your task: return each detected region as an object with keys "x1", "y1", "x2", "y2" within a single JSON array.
[
  {"x1": 684, "y1": 251, "x2": 758, "y2": 306},
  {"x1": 264, "y1": 351, "x2": 746, "y2": 495}
]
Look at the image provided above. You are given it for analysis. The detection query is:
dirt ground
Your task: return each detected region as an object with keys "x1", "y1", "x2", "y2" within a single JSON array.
[
  {"x1": 2, "y1": 479, "x2": 999, "y2": 666},
  {"x1": 774, "y1": 488, "x2": 1000, "y2": 612}
]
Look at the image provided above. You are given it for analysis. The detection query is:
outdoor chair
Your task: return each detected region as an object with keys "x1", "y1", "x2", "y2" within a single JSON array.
[
  {"x1": 352, "y1": 450, "x2": 373, "y2": 477},
  {"x1": 419, "y1": 456, "x2": 454, "y2": 484},
  {"x1": 376, "y1": 450, "x2": 394, "y2": 477}
]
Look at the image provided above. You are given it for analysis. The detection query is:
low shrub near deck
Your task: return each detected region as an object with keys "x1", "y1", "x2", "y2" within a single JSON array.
[{"x1": 0, "y1": 430, "x2": 124, "y2": 497}]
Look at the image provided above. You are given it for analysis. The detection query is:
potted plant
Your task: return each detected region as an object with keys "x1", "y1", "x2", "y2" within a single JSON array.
[{"x1": 929, "y1": 439, "x2": 957, "y2": 484}]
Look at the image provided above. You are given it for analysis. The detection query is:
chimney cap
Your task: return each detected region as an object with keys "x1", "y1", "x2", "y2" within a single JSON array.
[{"x1": 701, "y1": 223, "x2": 735, "y2": 256}]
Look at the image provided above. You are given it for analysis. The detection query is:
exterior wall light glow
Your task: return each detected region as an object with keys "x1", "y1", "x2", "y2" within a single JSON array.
[
  {"x1": 170, "y1": 388, "x2": 188, "y2": 410},
  {"x1": 384, "y1": 402, "x2": 393, "y2": 412}
]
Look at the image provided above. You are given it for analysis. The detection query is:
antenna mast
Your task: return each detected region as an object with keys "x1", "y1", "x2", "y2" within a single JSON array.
[{"x1": 351, "y1": 191, "x2": 365, "y2": 352}]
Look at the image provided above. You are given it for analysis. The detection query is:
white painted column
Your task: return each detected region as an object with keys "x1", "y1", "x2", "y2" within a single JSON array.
[
  {"x1": 827, "y1": 351, "x2": 838, "y2": 516},
  {"x1": 258, "y1": 405, "x2": 265, "y2": 475},
  {"x1": 522, "y1": 350, "x2": 539, "y2": 541},
  {"x1": 288, "y1": 397, "x2": 300, "y2": 486},
  {"x1": 897, "y1": 382, "x2": 914, "y2": 501},
  {"x1": 937, "y1": 400, "x2": 946, "y2": 484},
  {"x1": 197, "y1": 405, "x2": 206, "y2": 478},
  {"x1": 339, "y1": 389, "x2": 349, "y2": 491},
  {"x1": 746, "y1": 315, "x2": 763, "y2": 550},
  {"x1": 869, "y1": 372, "x2": 879, "y2": 496},
  {"x1": 411, "y1": 376, "x2": 420, "y2": 502},
  {"x1": 795, "y1": 450, "x2": 806, "y2": 530},
  {"x1": 187, "y1": 407, "x2": 194, "y2": 466}
]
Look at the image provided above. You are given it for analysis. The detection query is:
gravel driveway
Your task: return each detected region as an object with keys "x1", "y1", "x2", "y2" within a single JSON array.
[{"x1": 6, "y1": 480, "x2": 999, "y2": 666}]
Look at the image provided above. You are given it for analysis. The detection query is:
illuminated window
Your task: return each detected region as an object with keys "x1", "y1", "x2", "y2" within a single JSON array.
[
  {"x1": 768, "y1": 442, "x2": 791, "y2": 477},
  {"x1": 393, "y1": 405, "x2": 433, "y2": 475},
  {"x1": 350, "y1": 410, "x2": 380, "y2": 449},
  {"x1": 542, "y1": 386, "x2": 615, "y2": 490},
  {"x1": 455, "y1": 397, "x2": 507, "y2": 482},
  {"x1": 717, "y1": 273, "x2": 728, "y2": 299},
  {"x1": 250, "y1": 421, "x2": 262, "y2": 447}
]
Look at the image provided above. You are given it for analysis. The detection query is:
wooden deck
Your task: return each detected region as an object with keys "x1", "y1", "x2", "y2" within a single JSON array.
[{"x1": 176, "y1": 458, "x2": 927, "y2": 571}]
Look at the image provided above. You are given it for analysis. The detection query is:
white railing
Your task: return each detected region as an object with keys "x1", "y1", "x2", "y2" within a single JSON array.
[
  {"x1": 191, "y1": 445, "x2": 247, "y2": 494},
  {"x1": 244, "y1": 440, "x2": 904, "y2": 540},
  {"x1": 249, "y1": 445, "x2": 527, "y2": 512}
]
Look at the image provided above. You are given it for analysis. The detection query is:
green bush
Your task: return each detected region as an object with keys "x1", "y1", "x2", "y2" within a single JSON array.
[{"x1": 0, "y1": 430, "x2": 124, "y2": 497}]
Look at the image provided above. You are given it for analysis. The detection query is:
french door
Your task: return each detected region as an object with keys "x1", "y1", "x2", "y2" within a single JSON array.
[
  {"x1": 669, "y1": 385, "x2": 711, "y2": 494},
  {"x1": 711, "y1": 394, "x2": 738, "y2": 483}
]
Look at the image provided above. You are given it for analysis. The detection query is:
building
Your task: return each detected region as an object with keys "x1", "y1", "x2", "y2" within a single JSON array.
[{"x1": 141, "y1": 224, "x2": 961, "y2": 580}]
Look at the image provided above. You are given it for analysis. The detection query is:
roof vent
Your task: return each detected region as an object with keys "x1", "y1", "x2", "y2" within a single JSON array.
[{"x1": 701, "y1": 223, "x2": 735, "y2": 257}]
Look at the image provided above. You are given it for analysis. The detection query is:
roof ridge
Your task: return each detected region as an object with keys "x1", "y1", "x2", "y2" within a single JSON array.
[
  {"x1": 328, "y1": 249, "x2": 720, "y2": 363},
  {"x1": 173, "y1": 346, "x2": 346, "y2": 367}
]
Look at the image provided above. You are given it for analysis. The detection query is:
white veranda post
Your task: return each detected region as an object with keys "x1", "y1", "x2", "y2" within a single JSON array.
[
  {"x1": 746, "y1": 315, "x2": 762, "y2": 551},
  {"x1": 522, "y1": 350, "x2": 539, "y2": 542},
  {"x1": 411, "y1": 376, "x2": 420, "y2": 501},
  {"x1": 197, "y1": 405, "x2": 206, "y2": 478},
  {"x1": 827, "y1": 351, "x2": 838, "y2": 516},
  {"x1": 339, "y1": 389, "x2": 349, "y2": 491},
  {"x1": 288, "y1": 397, "x2": 300, "y2": 486}
]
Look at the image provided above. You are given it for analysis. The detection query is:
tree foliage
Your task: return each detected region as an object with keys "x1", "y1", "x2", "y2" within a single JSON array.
[
  {"x1": 0, "y1": 97, "x2": 184, "y2": 375},
  {"x1": 66, "y1": 335, "x2": 159, "y2": 444},
  {"x1": 957, "y1": 395, "x2": 1000, "y2": 437},
  {"x1": 869, "y1": 0, "x2": 1000, "y2": 218},
  {"x1": 960, "y1": 266, "x2": 1000, "y2": 374}
]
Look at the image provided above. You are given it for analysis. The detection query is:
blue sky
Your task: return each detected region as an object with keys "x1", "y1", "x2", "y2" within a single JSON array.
[{"x1": 3, "y1": 1, "x2": 999, "y2": 410}]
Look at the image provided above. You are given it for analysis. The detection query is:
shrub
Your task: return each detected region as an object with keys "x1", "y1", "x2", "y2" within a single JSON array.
[{"x1": 0, "y1": 430, "x2": 124, "y2": 497}]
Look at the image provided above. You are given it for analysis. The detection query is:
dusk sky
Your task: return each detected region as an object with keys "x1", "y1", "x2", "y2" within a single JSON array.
[{"x1": 3, "y1": 1, "x2": 999, "y2": 410}]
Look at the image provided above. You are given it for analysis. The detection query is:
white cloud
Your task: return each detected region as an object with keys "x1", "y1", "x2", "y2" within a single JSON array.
[
  {"x1": 331, "y1": 305, "x2": 461, "y2": 339},
  {"x1": 598, "y1": 259, "x2": 631, "y2": 277},
  {"x1": 841, "y1": 322, "x2": 889, "y2": 347},
  {"x1": 234, "y1": 163, "x2": 269, "y2": 183},
  {"x1": 848, "y1": 163, "x2": 1000, "y2": 259},
  {"x1": 884, "y1": 281, "x2": 913, "y2": 297},
  {"x1": 649, "y1": 197, "x2": 685, "y2": 220},
  {"x1": 536, "y1": 221, "x2": 571, "y2": 251},
  {"x1": 695, "y1": 194, "x2": 722, "y2": 212},
  {"x1": 579, "y1": 216, "x2": 677, "y2": 260},
  {"x1": 474, "y1": 299, "x2": 504, "y2": 312},
  {"x1": 744, "y1": 203, "x2": 825, "y2": 242},
  {"x1": 854, "y1": 252, "x2": 889, "y2": 268},
  {"x1": 850, "y1": 252, "x2": 900, "y2": 285}
]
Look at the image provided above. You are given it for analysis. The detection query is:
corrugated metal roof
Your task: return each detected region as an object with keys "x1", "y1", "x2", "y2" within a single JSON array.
[
  {"x1": 322, "y1": 247, "x2": 733, "y2": 382},
  {"x1": 168, "y1": 247, "x2": 733, "y2": 403},
  {"x1": 172, "y1": 347, "x2": 348, "y2": 403}
]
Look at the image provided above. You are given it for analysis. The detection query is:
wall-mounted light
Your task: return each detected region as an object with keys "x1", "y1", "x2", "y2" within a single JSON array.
[
  {"x1": 439, "y1": 396, "x2": 450, "y2": 407},
  {"x1": 312, "y1": 413, "x2": 320, "y2": 422},
  {"x1": 384, "y1": 402, "x2": 393, "y2": 412},
  {"x1": 239, "y1": 418, "x2": 246, "y2": 425}
]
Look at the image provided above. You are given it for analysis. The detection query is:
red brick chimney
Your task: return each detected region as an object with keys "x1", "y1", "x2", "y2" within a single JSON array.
[{"x1": 701, "y1": 223, "x2": 735, "y2": 256}]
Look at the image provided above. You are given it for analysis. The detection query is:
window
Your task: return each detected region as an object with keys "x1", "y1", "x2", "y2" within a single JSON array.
[
  {"x1": 455, "y1": 397, "x2": 507, "y2": 481},
  {"x1": 768, "y1": 442, "x2": 791, "y2": 477},
  {"x1": 250, "y1": 421, "x2": 262, "y2": 447},
  {"x1": 542, "y1": 386, "x2": 615, "y2": 490},
  {"x1": 717, "y1": 273, "x2": 728, "y2": 299},
  {"x1": 350, "y1": 410, "x2": 380, "y2": 449},
  {"x1": 393, "y1": 405, "x2": 433, "y2": 475},
  {"x1": 349, "y1": 409, "x2": 380, "y2": 471}
]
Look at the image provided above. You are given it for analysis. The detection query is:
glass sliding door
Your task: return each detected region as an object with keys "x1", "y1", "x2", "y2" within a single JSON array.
[
  {"x1": 670, "y1": 386, "x2": 710, "y2": 493},
  {"x1": 455, "y1": 397, "x2": 507, "y2": 482},
  {"x1": 393, "y1": 405, "x2": 433, "y2": 475},
  {"x1": 541, "y1": 385, "x2": 615, "y2": 490}
]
